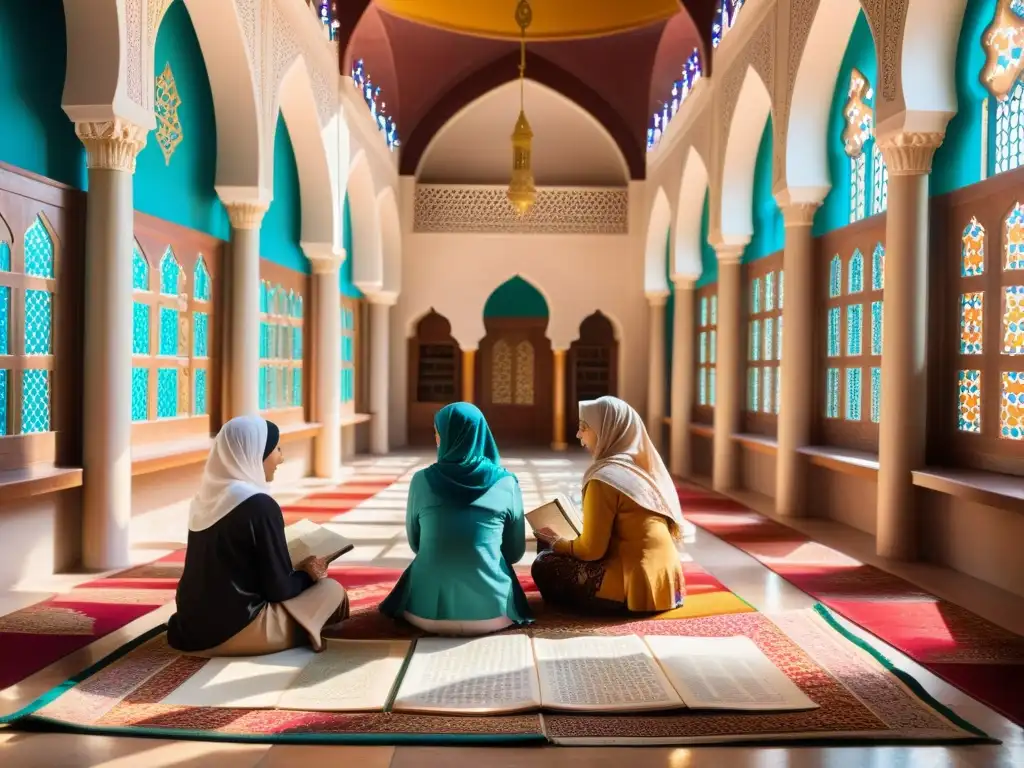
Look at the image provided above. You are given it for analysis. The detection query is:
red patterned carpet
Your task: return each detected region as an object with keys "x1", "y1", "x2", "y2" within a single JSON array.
[
  {"x1": 677, "y1": 480, "x2": 1024, "y2": 727},
  {"x1": 0, "y1": 475, "x2": 400, "y2": 693}
]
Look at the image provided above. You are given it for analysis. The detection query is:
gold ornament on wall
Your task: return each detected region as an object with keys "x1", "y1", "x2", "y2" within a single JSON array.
[
  {"x1": 155, "y1": 62, "x2": 183, "y2": 166},
  {"x1": 507, "y1": 0, "x2": 536, "y2": 217}
]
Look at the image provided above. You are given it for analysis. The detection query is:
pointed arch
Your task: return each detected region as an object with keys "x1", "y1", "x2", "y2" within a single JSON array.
[
  {"x1": 900, "y1": 0, "x2": 965, "y2": 118},
  {"x1": 673, "y1": 146, "x2": 709, "y2": 279},
  {"x1": 376, "y1": 187, "x2": 402, "y2": 298},
  {"x1": 159, "y1": 247, "x2": 181, "y2": 296},
  {"x1": 645, "y1": 187, "x2": 672, "y2": 294},
  {"x1": 193, "y1": 256, "x2": 212, "y2": 301},
  {"x1": 720, "y1": 66, "x2": 772, "y2": 242},
  {"x1": 346, "y1": 151, "x2": 383, "y2": 293}
]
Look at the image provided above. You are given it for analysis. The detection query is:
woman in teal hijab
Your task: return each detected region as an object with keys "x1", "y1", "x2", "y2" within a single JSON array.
[{"x1": 380, "y1": 402, "x2": 533, "y2": 634}]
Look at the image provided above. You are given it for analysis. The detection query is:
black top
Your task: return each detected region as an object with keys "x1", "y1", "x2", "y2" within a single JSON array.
[{"x1": 167, "y1": 493, "x2": 313, "y2": 653}]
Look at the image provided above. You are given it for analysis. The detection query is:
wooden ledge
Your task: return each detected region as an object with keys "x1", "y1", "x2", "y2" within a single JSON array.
[
  {"x1": 132, "y1": 436, "x2": 214, "y2": 476},
  {"x1": 798, "y1": 445, "x2": 880, "y2": 480},
  {"x1": 913, "y1": 468, "x2": 1024, "y2": 515},
  {"x1": 689, "y1": 423, "x2": 714, "y2": 438},
  {"x1": 279, "y1": 422, "x2": 322, "y2": 443},
  {"x1": 732, "y1": 433, "x2": 778, "y2": 455},
  {"x1": 0, "y1": 465, "x2": 83, "y2": 504},
  {"x1": 341, "y1": 413, "x2": 371, "y2": 427}
]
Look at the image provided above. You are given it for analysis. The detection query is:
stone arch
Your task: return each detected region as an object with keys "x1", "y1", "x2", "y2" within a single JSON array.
[
  {"x1": 346, "y1": 151, "x2": 383, "y2": 292},
  {"x1": 899, "y1": 0, "x2": 965, "y2": 119},
  {"x1": 61, "y1": 1, "x2": 132, "y2": 124},
  {"x1": 720, "y1": 66, "x2": 773, "y2": 244},
  {"x1": 179, "y1": 0, "x2": 264, "y2": 193},
  {"x1": 376, "y1": 186, "x2": 401, "y2": 298},
  {"x1": 785, "y1": 0, "x2": 864, "y2": 195},
  {"x1": 279, "y1": 55, "x2": 338, "y2": 249},
  {"x1": 673, "y1": 145, "x2": 709, "y2": 279},
  {"x1": 644, "y1": 186, "x2": 672, "y2": 294}
]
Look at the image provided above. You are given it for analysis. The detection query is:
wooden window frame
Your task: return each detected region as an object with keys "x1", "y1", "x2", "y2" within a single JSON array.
[
  {"x1": 340, "y1": 295, "x2": 362, "y2": 416},
  {"x1": 692, "y1": 284, "x2": 717, "y2": 426},
  {"x1": 131, "y1": 214, "x2": 222, "y2": 446},
  {"x1": 0, "y1": 164, "x2": 84, "y2": 471},
  {"x1": 259, "y1": 261, "x2": 309, "y2": 428},
  {"x1": 937, "y1": 166, "x2": 1024, "y2": 475},
  {"x1": 742, "y1": 252, "x2": 783, "y2": 437},
  {"x1": 814, "y1": 215, "x2": 886, "y2": 453}
]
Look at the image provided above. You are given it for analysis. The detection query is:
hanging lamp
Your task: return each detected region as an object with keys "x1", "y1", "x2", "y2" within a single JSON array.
[{"x1": 507, "y1": 0, "x2": 536, "y2": 216}]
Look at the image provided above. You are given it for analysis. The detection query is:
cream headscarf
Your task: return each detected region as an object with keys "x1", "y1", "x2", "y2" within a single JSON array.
[
  {"x1": 188, "y1": 415, "x2": 272, "y2": 532},
  {"x1": 579, "y1": 396, "x2": 684, "y2": 536}
]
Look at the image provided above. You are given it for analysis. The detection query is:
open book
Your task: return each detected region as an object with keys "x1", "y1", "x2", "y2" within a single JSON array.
[
  {"x1": 284, "y1": 519, "x2": 355, "y2": 567},
  {"x1": 525, "y1": 494, "x2": 584, "y2": 540},
  {"x1": 161, "y1": 633, "x2": 817, "y2": 716}
]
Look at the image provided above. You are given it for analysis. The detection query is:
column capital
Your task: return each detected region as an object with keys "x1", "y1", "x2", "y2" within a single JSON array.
[
  {"x1": 672, "y1": 275, "x2": 697, "y2": 290},
  {"x1": 877, "y1": 131, "x2": 945, "y2": 176},
  {"x1": 75, "y1": 119, "x2": 147, "y2": 173},
  {"x1": 781, "y1": 201, "x2": 821, "y2": 228},
  {"x1": 303, "y1": 242, "x2": 344, "y2": 274},
  {"x1": 646, "y1": 290, "x2": 670, "y2": 307},
  {"x1": 367, "y1": 292, "x2": 398, "y2": 307},
  {"x1": 715, "y1": 244, "x2": 745, "y2": 264},
  {"x1": 460, "y1": 345, "x2": 478, "y2": 353},
  {"x1": 225, "y1": 202, "x2": 269, "y2": 230}
]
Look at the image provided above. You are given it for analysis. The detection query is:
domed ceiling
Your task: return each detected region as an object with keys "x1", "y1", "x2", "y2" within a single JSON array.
[{"x1": 336, "y1": 1, "x2": 718, "y2": 181}]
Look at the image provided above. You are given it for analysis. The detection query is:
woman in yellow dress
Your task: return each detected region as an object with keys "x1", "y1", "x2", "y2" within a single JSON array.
[{"x1": 531, "y1": 396, "x2": 685, "y2": 613}]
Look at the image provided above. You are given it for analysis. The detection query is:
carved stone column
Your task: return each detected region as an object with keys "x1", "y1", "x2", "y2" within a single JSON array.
[
  {"x1": 461, "y1": 348, "x2": 476, "y2": 404},
  {"x1": 876, "y1": 132, "x2": 944, "y2": 560},
  {"x1": 669, "y1": 276, "x2": 696, "y2": 477},
  {"x1": 712, "y1": 245, "x2": 745, "y2": 492},
  {"x1": 306, "y1": 246, "x2": 343, "y2": 479},
  {"x1": 552, "y1": 347, "x2": 568, "y2": 450},
  {"x1": 775, "y1": 200, "x2": 822, "y2": 517},
  {"x1": 77, "y1": 119, "x2": 147, "y2": 570},
  {"x1": 223, "y1": 202, "x2": 268, "y2": 420},
  {"x1": 646, "y1": 291, "x2": 669, "y2": 452},
  {"x1": 368, "y1": 295, "x2": 395, "y2": 455}
]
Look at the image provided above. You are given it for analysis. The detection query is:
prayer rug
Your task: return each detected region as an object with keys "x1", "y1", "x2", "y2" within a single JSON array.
[
  {"x1": 0, "y1": 475, "x2": 401, "y2": 693},
  {"x1": 677, "y1": 480, "x2": 1024, "y2": 728},
  {"x1": 0, "y1": 605, "x2": 989, "y2": 747}
]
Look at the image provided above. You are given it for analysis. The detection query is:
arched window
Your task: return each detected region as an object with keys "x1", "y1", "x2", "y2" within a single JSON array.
[
  {"x1": 156, "y1": 247, "x2": 184, "y2": 419},
  {"x1": 696, "y1": 288, "x2": 718, "y2": 413},
  {"x1": 842, "y1": 69, "x2": 888, "y2": 223},
  {"x1": 982, "y1": 0, "x2": 1024, "y2": 175},
  {"x1": 259, "y1": 278, "x2": 304, "y2": 412},
  {"x1": 745, "y1": 261, "x2": 784, "y2": 434},
  {"x1": 131, "y1": 243, "x2": 151, "y2": 422},
  {"x1": 647, "y1": 49, "x2": 702, "y2": 151},
  {"x1": 341, "y1": 299, "x2": 358, "y2": 405},
  {"x1": 192, "y1": 257, "x2": 211, "y2": 416},
  {"x1": 712, "y1": 0, "x2": 745, "y2": 49},
  {"x1": 351, "y1": 59, "x2": 399, "y2": 151}
]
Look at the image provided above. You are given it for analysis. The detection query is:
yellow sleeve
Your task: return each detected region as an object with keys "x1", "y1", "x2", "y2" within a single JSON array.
[{"x1": 553, "y1": 480, "x2": 617, "y2": 561}]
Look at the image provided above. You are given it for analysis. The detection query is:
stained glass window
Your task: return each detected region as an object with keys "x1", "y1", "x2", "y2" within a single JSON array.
[
  {"x1": 826, "y1": 368, "x2": 840, "y2": 418},
  {"x1": 351, "y1": 59, "x2": 399, "y2": 151},
  {"x1": 961, "y1": 292, "x2": 985, "y2": 354},
  {"x1": 192, "y1": 257, "x2": 211, "y2": 416},
  {"x1": 316, "y1": 0, "x2": 340, "y2": 41},
  {"x1": 341, "y1": 301, "x2": 357, "y2": 405},
  {"x1": 982, "y1": 1, "x2": 1024, "y2": 174},
  {"x1": 697, "y1": 287, "x2": 717, "y2": 410},
  {"x1": 745, "y1": 266, "x2": 782, "y2": 424},
  {"x1": 963, "y1": 218, "x2": 986, "y2": 276},
  {"x1": 1006, "y1": 203, "x2": 1024, "y2": 270},
  {"x1": 259, "y1": 279, "x2": 304, "y2": 411},
  {"x1": 1001, "y1": 370, "x2": 1024, "y2": 438},
  {"x1": 871, "y1": 142, "x2": 889, "y2": 214},
  {"x1": 13, "y1": 216, "x2": 57, "y2": 434},
  {"x1": 829, "y1": 255, "x2": 842, "y2": 298},
  {"x1": 959, "y1": 369, "x2": 982, "y2": 433},
  {"x1": 848, "y1": 249, "x2": 864, "y2": 294},
  {"x1": 1005, "y1": 285, "x2": 1024, "y2": 354},
  {"x1": 712, "y1": 0, "x2": 745, "y2": 49},
  {"x1": 842, "y1": 69, "x2": 875, "y2": 224},
  {"x1": 647, "y1": 49, "x2": 702, "y2": 151}
]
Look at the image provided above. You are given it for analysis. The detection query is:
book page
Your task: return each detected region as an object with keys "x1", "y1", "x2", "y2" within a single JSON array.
[
  {"x1": 644, "y1": 635, "x2": 819, "y2": 711},
  {"x1": 392, "y1": 634, "x2": 541, "y2": 715},
  {"x1": 525, "y1": 495, "x2": 582, "y2": 539},
  {"x1": 532, "y1": 634, "x2": 682, "y2": 712},
  {"x1": 160, "y1": 647, "x2": 312, "y2": 709},
  {"x1": 276, "y1": 639, "x2": 411, "y2": 712},
  {"x1": 285, "y1": 519, "x2": 354, "y2": 566}
]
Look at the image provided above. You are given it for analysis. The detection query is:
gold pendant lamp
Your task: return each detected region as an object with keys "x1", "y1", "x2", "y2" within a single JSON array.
[{"x1": 507, "y1": 0, "x2": 536, "y2": 216}]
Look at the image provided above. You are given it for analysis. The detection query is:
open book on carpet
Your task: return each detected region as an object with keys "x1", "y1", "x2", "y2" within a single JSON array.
[
  {"x1": 525, "y1": 495, "x2": 584, "y2": 540},
  {"x1": 284, "y1": 519, "x2": 354, "y2": 566},
  {"x1": 162, "y1": 633, "x2": 818, "y2": 715}
]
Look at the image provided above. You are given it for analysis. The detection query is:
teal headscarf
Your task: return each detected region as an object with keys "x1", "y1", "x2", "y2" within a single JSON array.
[{"x1": 423, "y1": 402, "x2": 509, "y2": 504}]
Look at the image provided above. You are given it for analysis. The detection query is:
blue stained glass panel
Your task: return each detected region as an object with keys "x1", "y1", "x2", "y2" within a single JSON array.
[
  {"x1": 829, "y1": 256, "x2": 842, "y2": 298},
  {"x1": 750, "y1": 320, "x2": 761, "y2": 361},
  {"x1": 159, "y1": 249, "x2": 180, "y2": 296},
  {"x1": 751, "y1": 278, "x2": 762, "y2": 313},
  {"x1": 871, "y1": 301, "x2": 883, "y2": 356},
  {"x1": 699, "y1": 332, "x2": 707, "y2": 364},
  {"x1": 194, "y1": 368, "x2": 208, "y2": 416},
  {"x1": 292, "y1": 327, "x2": 302, "y2": 360},
  {"x1": 132, "y1": 245, "x2": 149, "y2": 290},
  {"x1": 23, "y1": 217, "x2": 54, "y2": 278},
  {"x1": 765, "y1": 317, "x2": 774, "y2": 360},
  {"x1": 260, "y1": 283, "x2": 269, "y2": 313},
  {"x1": 24, "y1": 290, "x2": 52, "y2": 355},
  {"x1": 700, "y1": 297, "x2": 708, "y2": 327},
  {"x1": 0, "y1": 369, "x2": 6, "y2": 435},
  {"x1": 194, "y1": 312, "x2": 208, "y2": 358},
  {"x1": 159, "y1": 307, "x2": 178, "y2": 356},
  {"x1": 827, "y1": 307, "x2": 841, "y2": 357},
  {"x1": 845, "y1": 367, "x2": 862, "y2": 421},
  {"x1": 846, "y1": 304, "x2": 863, "y2": 356},
  {"x1": 0, "y1": 241, "x2": 10, "y2": 271},
  {"x1": 748, "y1": 368, "x2": 759, "y2": 411},
  {"x1": 292, "y1": 368, "x2": 303, "y2": 406},
  {"x1": 157, "y1": 368, "x2": 177, "y2": 418},
  {"x1": 848, "y1": 250, "x2": 864, "y2": 294},
  {"x1": 193, "y1": 258, "x2": 211, "y2": 301},
  {"x1": 0, "y1": 286, "x2": 9, "y2": 354},
  {"x1": 711, "y1": 296, "x2": 718, "y2": 324},
  {"x1": 21, "y1": 369, "x2": 50, "y2": 433},
  {"x1": 826, "y1": 368, "x2": 840, "y2": 418},
  {"x1": 872, "y1": 243, "x2": 885, "y2": 290},
  {"x1": 870, "y1": 367, "x2": 882, "y2": 423},
  {"x1": 133, "y1": 302, "x2": 149, "y2": 355},
  {"x1": 131, "y1": 367, "x2": 148, "y2": 421},
  {"x1": 259, "y1": 322, "x2": 270, "y2": 359},
  {"x1": 258, "y1": 365, "x2": 268, "y2": 410},
  {"x1": 709, "y1": 330, "x2": 717, "y2": 364}
]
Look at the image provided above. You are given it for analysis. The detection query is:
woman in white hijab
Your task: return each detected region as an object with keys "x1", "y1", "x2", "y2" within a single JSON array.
[
  {"x1": 532, "y1": 396, "x2": 686, "y2": 614},
  {"x1": 167, "y1": 415, "x2": 348, "y2": 656}
]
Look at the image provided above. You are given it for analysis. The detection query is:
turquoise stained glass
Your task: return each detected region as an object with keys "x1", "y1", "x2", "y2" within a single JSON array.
[
  {"x1": 765, "y1": 272, "x2": 775, "y2": 311},
  {"x1": 778, "y1": 270, "x2": 784, "y2": 309},
  {"x1": 709, "y1": 330, "x2": 717, "y2": 364},
  {"x1": 21, "y1": 369, "x2": 49, "y2": 433},
  {"x1": 0, "y1": 369, "x2": 6, "y2": 436},
  {"x1": 292, "y1": 327, "x2": 302, "y2": 360},
  {"x1": 846, "y1": 304, "x2": 862, "y2": 356},
  {"x1": 848, "y1": 250, "x2": 864, "y2": 294},
  {"x1": 24, "y1": 217, "x2": 54, "y2": 278},
  {"x1": 699, "y1": 331, "x2": 707, "y2": 364},
  {"x1": 762, "y1": 367, "x2": 772, "y2": 413},
  {"x1": 871, "y1": 300, "x2": 883, "y2": 356},
  {"x1": 0, "y1": 241, "x2": 10, "y2": 271},
  {"x1": 341, "y1": 368, "x2": 354, "y2": 403},
  {"x1": 700, "y1": 297, "x2": 708, "y2": 327},
  {"x1": 709, "y1": 368, "x2": 716, "y2": 406},
  {"x1": 748, "y1": 368, "x2": 759, "y2": 411},
  {"x1": 845, "y1": 367, "x2": 862, "y2": 421},
  {"x1": 871, "y1": 367, "x2": 882, "y2": 423},
  {"x1": 193, "y1": 311, "x2": 208, "y2": 357},
  {"x1": 131, "y1": 367, "x2": 148, "y2": 421},
  {"x1": 292, "y1": 368, "x2": 302, "y2": 406},
  {"x1": 193, "y1": 258, "x2": 211, "y2": 301},
  {"x1": 698, "y1": 368, "x2": 707, "y2": 406},
  {"x1": 156, "y1": 368, "x2": 177, "y2": 418},
  {"x1": 159, "y1": 307, "x2": 178, "y2": 356},
  {"x1": 0, "y1": 286, "x2": 9, "y2": 355},
  {"x1": 765, "y1": 317, "x2": 774, "y2": 360},
  {"x1": 133, "y1": 303, "x2": 150, "y2": 355},
  {"x1": 827, "y1": 307, "x2": 841, "y2": 357},
  {"x1": 750, "y1": 320, "x2": 761, "y2": 361},
  {"x1": 159, "y1": 249, "x2": 180, "y2": 296},
  {"x1": 826, "y1": 368, "x2": 840, "y2": 418},
  {"x1": 194, "y1": 368, "x2": 208, "y2": 416},
  {"x1": 711, "y1": 296, "x2": 718, "y2": 324},
  {"x1": 260, "y1": 282, "x2": 269, "y2": 313},
  {"x1": 829, "y1": 255, "x2": 842, "y2": 298},
  {"x1": 132, "y1": 245, "x2": 149, "y2": 290},
  {"x1": 258, "y1": 367, "x2": 267, "y2": 410},
  {"x1": 872, "y1": 243, "x2": 885, "y2": 290},
  {"x1": 751, "y1": 278, "x2": 762, "y2": 313},
  {"x1": 24, "y1": 290, "x2": 52, "y2": 355}
]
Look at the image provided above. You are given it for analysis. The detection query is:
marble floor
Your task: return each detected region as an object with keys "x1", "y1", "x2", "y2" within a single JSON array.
[{"x1": 1, "y1": 451, "x2": 1022, "y2": 767}]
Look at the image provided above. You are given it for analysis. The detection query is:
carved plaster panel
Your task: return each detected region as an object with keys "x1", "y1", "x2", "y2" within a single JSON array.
[{"x1": 125, "y1": 0, "x2": 143, "y2": 107}]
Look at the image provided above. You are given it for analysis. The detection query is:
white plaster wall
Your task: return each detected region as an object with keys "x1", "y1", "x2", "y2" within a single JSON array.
[{"x1": 387, "y1": 180, "x2": 650, "y2": 447}]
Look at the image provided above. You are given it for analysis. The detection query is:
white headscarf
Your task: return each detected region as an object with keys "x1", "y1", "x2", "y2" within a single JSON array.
[
  {"x1": 579, "y1": 396, "x2": 685, "y2": 536},
  {"x1": 188, "y1": 415, "x2": 272, "y2": 532}
]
